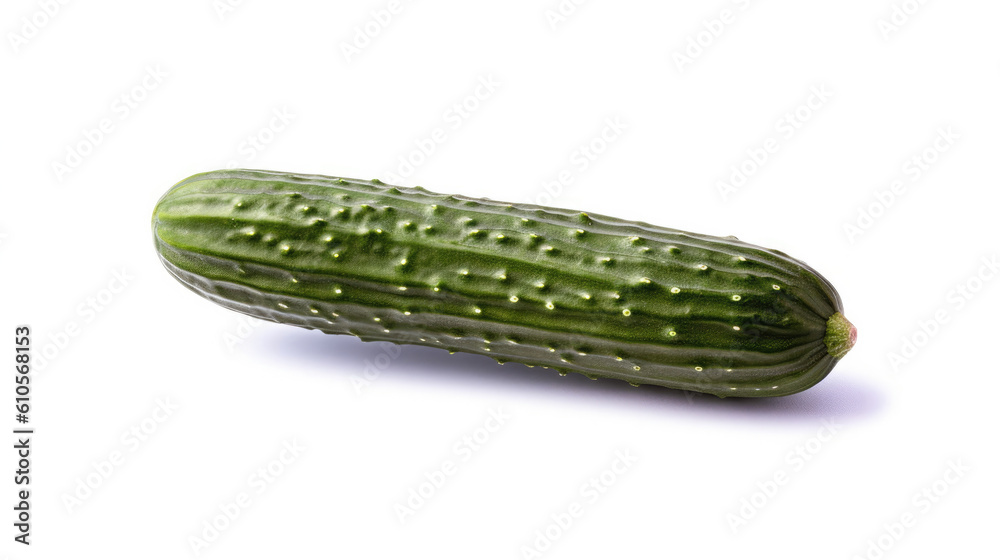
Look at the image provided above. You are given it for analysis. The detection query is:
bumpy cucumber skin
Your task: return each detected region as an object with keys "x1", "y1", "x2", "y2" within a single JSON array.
[{"x1": 152, "y1": 169, "x2": 851, "y2": 397}]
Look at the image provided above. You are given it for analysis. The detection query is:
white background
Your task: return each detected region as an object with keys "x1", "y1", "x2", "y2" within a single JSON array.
[{"x1": 2, "y1": 1, "x2": 999, "y2": 558}]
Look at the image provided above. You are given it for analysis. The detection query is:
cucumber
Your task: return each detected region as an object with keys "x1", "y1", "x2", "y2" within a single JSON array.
[{"x1": 152, "y1": 169, "x2": 855, "y2": 397}]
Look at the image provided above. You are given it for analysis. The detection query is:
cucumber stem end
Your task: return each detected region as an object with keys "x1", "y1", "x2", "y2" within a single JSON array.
[{"x1": 824, "y1": 312, "x2": 856, "y2": 359}]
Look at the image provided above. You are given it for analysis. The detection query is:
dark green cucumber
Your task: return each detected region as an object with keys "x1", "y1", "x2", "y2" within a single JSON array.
[{"x1": 152, "y1": 169, "x2": 855, "y2": 397}]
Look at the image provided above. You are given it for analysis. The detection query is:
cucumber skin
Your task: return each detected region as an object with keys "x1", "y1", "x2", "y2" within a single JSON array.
[{"x1": 152, "y1": 169, "x2": 851, "y2": 397}]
